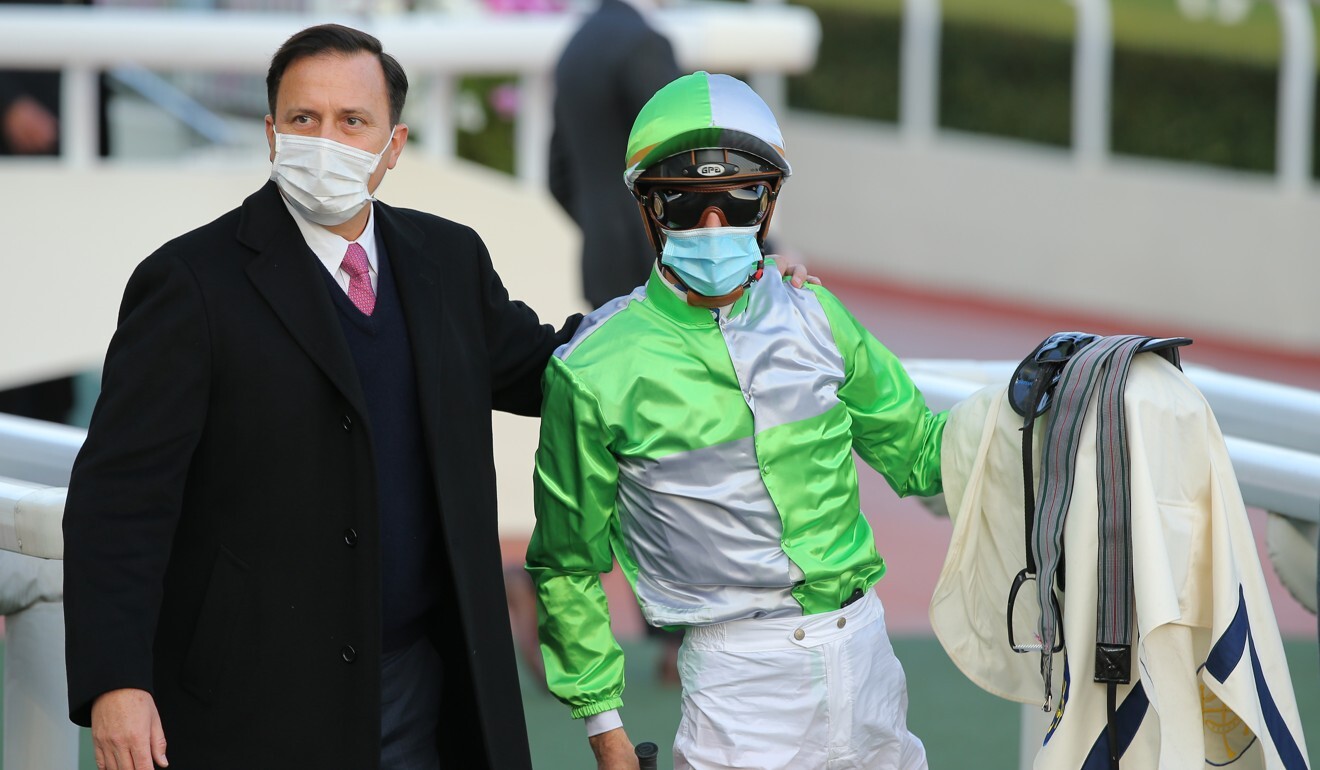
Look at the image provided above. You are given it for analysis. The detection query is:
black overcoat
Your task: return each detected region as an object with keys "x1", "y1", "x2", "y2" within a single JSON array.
[{"x1": 63, "y1": 181, "x2": 578, "y2": 769}]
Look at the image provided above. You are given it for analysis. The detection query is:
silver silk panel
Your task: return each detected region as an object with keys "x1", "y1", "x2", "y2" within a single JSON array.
[
  {"x1": 616, "y1": 269, "x2": 844, "y2": 626},
  {"x1": 723, "y1": 270, "x2": 846, "y2": 434}
]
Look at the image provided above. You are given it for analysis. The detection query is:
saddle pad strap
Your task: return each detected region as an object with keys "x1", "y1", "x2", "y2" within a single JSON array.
[
  {"x1": 1019, "y1": 372, "x2": 1057, "y2": 576},
  {"x1": 1031, "y1": 335, "x2": 1147, "y2": 699},
  {"x1": 1094, "y1": 336, "x2": 1147, "y2": 662}
]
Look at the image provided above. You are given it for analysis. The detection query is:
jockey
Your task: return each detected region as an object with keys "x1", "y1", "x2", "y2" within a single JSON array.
[{"x1": 526, "y1": 71, "x2": 947, "y2": 770}]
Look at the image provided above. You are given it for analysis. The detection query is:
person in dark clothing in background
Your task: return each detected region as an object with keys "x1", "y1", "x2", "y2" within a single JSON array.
[
  {"x1": 0, "y1": 0, "x2": 109, "y2": 425},
  {"x1": 548, "y1": 0, "x2": 681, "y2": 310},
  {"x1": 0, "y1": 0, "x2": 110, "y2": 158},
  {"x1": 0, "y1": 68, "x2": 60, "y2": 156}
]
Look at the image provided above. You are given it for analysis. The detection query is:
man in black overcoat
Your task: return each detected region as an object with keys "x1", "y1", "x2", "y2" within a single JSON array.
[{"x1": 62, "y1": 23, "x2": 578, "y2": 770}]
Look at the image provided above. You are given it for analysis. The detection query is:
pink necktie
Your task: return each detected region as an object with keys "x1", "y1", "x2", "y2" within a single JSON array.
[{"x1": 341, "y1": 243, "x2": 376, "y2": 316}]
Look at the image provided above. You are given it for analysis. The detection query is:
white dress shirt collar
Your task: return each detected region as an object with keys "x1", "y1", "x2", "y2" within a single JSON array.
[{"x1": 280, "y1": 196, "x2": 380, "y2": 293}]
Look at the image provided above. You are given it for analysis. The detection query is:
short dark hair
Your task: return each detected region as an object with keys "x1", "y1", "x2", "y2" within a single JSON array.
[{"x1": 266, "y1": 23, "x2": 409, "y2": 125}]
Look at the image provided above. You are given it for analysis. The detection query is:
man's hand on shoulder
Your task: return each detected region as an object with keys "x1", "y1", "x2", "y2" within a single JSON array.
[
  {"x1": 770, "y1": 249, "x2": 821, "y2": 289},
  {"x1": 588, "y1": 726, "x2": 641, "y2": 770},
  {"x1": 90, "y1": 688, "x2": 168, "y2": 770}
]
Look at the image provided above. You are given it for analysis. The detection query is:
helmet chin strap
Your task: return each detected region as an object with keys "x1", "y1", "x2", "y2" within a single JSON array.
[
  {"x1": 659, "y1": 264, "x2": 763, "y2": 308},
  {"x1": 686, "y1": 286, "x2": 746, "y2": 308}
]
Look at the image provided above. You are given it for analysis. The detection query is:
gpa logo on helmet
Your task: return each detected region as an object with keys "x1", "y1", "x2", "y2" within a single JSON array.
[{"x1": 697, "y1": 163, "x2": 727, "y2": 177}]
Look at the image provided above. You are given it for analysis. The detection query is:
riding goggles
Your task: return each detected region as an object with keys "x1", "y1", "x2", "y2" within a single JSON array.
[{"x1": 646, "y1": 183, "x2": 771, "y2": 231}]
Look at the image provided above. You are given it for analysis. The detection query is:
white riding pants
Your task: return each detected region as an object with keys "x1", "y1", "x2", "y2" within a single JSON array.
[{"x1": 673, "y1": 591, "x2": 927, "y2": 770}]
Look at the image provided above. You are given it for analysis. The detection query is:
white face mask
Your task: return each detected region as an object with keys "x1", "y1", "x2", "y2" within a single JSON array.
[{"x1": 270, "y1": 129, "x2": 395, "y2": 226}]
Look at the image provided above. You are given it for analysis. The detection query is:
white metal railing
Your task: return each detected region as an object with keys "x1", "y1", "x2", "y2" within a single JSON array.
[
  {"x1": 0, "y1": 419, "x2": 80, "y2": 767},
  {"x1": 0, "y1": 3, "x2": 821, "y2": 182},
  {"x1": 1072, "y1": 0, "x2": 1112, "y2": 169},
  {"x1": 1277, "y1": 0, "x2": 1316, "y2": 192},
  {"x1": 0, "y1": 478, "x2": 66, "y2": 561},
  {"x1": 0, "y1": 415, "x2": 83, "y2": 559},
  {"x1": 0, "y1": 414, "x2": 85, "y2": 489},
  {"x1": 895, "y1": 0, "x2": 1318, "y2": 189},
  {"x1": 900, "y1": 0, "x2": 941, "y2": 145},
  {"x1": 906, "y1": 360, "x2": 1320, "y2": 525},
  {"x1": 110, "y1": 64, "x2": 239, "y2": 145}
]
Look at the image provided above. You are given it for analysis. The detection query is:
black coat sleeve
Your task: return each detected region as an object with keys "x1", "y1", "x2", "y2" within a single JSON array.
[
  {"x1": 548, "y1": 121, "x2": 575, "y2": 218},
  {"x1": 469, "y1": 227, "x2": 581, "y2": 416},
  {"x1": 63, "y1": 250, "x2": 211, "y2": 726}
]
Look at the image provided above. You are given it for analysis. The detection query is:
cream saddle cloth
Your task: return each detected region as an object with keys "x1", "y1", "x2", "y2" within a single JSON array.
[{"x1": 931, "y1": 354, "x2": 1310, "y2": 769}]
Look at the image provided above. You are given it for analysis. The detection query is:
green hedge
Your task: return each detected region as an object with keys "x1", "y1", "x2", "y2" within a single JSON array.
[
  {"x1": 786, "y1": 5, "x2": 900, "y2": 122},
  {"x1": 454, "y1": 75, "x2": 517, "y2": 175},
  {"x1": 1112, "y1": 48, "x2": 1278, "y2": 173},
  {"x1": 938, "y1": 21, "x2": 1073, "y2": 148}
]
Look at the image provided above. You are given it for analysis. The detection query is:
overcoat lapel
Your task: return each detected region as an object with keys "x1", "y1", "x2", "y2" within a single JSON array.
[
  {"x1": 374, "y1": 201, "x2": 450, "y2": 476},
  {"x1": 374, "y1": 202, "x2": 443, "y2": 389},
  {"x1": 238, "y1": 182, "x2": 369, "y2": 417}
]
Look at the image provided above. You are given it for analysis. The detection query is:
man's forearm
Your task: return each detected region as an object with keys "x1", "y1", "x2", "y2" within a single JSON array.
[{"x1": 588, "y1": 726, "x2": 639, "y2": 770}]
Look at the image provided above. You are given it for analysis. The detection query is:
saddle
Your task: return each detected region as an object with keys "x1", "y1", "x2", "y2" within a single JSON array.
[{"x1": 1005, "y1": 331, "x2": 1191, "y2": 770}]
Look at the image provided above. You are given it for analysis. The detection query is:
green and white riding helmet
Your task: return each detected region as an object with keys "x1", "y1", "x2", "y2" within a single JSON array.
[{"x1": 624, "y1": 71, "x2": 792, "y2": 256}]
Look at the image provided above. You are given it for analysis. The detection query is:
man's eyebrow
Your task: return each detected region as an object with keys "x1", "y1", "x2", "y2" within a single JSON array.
[{"x1": 278, "y1": 101, "x2": 385, "y2": 123}]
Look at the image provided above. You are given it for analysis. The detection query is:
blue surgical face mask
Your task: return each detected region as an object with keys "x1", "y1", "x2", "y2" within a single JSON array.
[{"x1": 660, "y1": 225, "x2": 763, "y2": 298}]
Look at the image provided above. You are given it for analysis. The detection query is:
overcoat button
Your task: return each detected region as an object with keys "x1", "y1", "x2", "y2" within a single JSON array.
[
  {"x1": 341, "y1": 645, "x2": 357, "y2": 663},
  {"x1": 837, "y1": 617, "x2": 847, "y2": 629},
  {"x1": 793, "y1": 628, "x2": 805, "y2": 641},
  {"x1": 341, "y1": 414, "x2": 353, "y2": 431},
  {"x1": 343, "y1": 528, "x2": 358, "y2": 547}
]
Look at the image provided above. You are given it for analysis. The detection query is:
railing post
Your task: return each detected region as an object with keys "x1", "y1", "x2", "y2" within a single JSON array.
[
  {"x1": 60, "y1": 65, "x2": 98, "y2": 168},
  {"x1": 1072, "y1": 0, "x2": 1112, "y2": 169},
  {"x1": 0, "y1": 550, "x2": 75, "y2": 770},
  {"x1": 900, "y1": 0, "x2": 941, "y2": 144},
  {"x1": 749, "y1": 0, "x2": 788, "y2": 115},
  {"x1": 4, "y1": 600, "x2": 78, "y2": 769},
  {"x1": 515, "y1": 71, "x2": 551, "y2": 187},
  {"x1": 422, "y1": 74, "x2": 456, "y2": 163},
  {"x1": 1276, "y1": 0, "x2": 1315, "y2": 194}
]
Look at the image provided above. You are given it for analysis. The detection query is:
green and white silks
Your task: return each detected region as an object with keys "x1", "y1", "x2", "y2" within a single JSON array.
[{"x1": 526, "y1": 264, "x2": 946, "y2": 719}]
